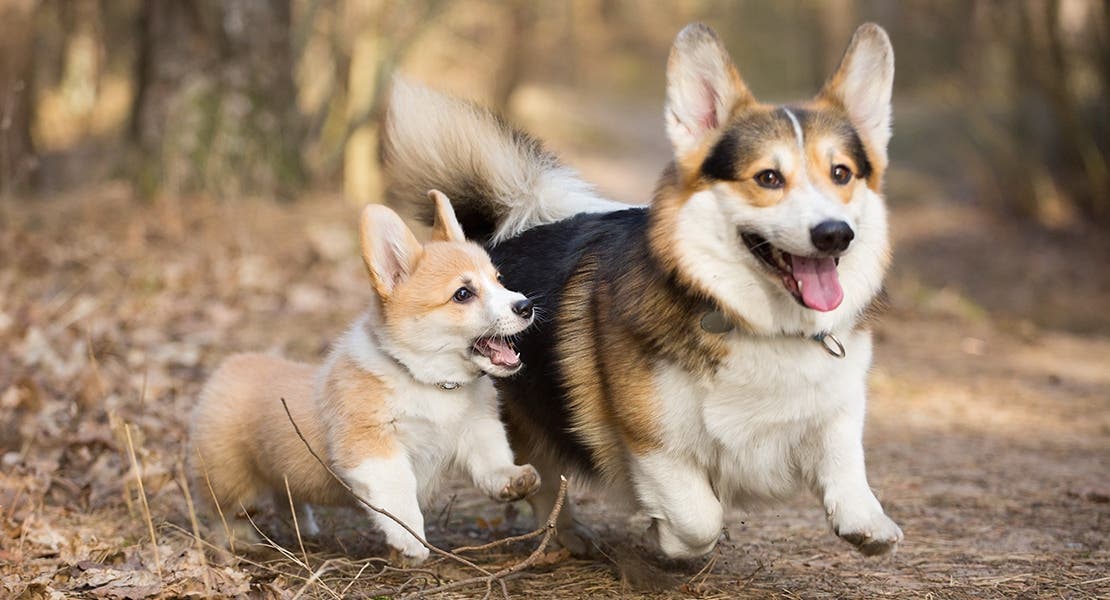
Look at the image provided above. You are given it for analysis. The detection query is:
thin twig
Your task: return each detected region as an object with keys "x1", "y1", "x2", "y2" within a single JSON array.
[
  {"x1": 195, "y1": 448, "x2": 235, "y2": 554},
  {"x1": 176, "y1": 466, "x2": 213, "y2": 596},
  {"x1": 124, "y1": 423, "x2": 162, "y2": 578},
  {"x1": 291, "y1": 558, "x2": 336, "y2": 600},
  {"x1": 453, "y1": 523, "x2": 547, "y2": 554},
  {"x1": 280, "y1": 397, "x2": 491, "y2": 576},
  {"x1": 400, "y1": 476, "x2": 569, "y2": 599},
  {"x1": 284, "y1": 475, "x2": 312, "y2": 572},
  {"x1": 338, "y1": 558, "x2": 390, "y2": 597},
  {"x1": 239, "y1": 507, "x2": 343, "y2": 600}
]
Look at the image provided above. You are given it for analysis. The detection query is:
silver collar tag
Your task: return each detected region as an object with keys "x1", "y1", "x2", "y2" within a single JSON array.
[{"x1": 812, "y1": 332, "x2": 846, "y2": 358}]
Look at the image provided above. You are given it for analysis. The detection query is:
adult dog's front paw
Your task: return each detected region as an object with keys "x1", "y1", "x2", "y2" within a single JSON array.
[
  {"x1": 829, "y1": 505, "x2": 903, "y2": 556},
  {"x1": 494, "y1": 465, "x2": 540, "y2": 502}
]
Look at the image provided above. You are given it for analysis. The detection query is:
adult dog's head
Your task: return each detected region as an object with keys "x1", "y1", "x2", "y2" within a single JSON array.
[{"x1": 651, "y1": 23, "x2": 894, "y2": 336}]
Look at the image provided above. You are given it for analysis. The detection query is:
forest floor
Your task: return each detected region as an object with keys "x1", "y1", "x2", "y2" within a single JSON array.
[{"x1": 2, "y1": 94, "x2": 1109, "y2": 598}]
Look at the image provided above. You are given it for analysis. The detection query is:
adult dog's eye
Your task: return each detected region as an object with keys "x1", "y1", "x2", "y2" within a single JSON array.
[
  {"x1": 496, "y1": 273, "x2": 504, "y2": 283},
  {"x1": 831, "y1": 164, "x2": 853, "y2": 185},
  {"x1": 754, "y1": 169, "x2": 785, "y2": 189},
  {"x1": 452, "y1": 287, "x2": 474, "y2": 303}
]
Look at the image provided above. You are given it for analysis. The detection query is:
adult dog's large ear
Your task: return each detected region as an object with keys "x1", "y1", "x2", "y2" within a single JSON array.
[
  {"x1": 360, "y1": 204, "x2": 424, "y2": 299},
  {"x1": 817, "y1": 23, "x2": 895, "y2": 169},
  {"x1": 665, "y1": 23, "x2": 753, "y2": 159},
  {"x1": 428, "y1": 189, "x2": 466, "y2": 243}
]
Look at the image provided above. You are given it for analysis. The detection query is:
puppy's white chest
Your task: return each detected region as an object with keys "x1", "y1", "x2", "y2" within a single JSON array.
[{"x1": 390, "y1": 381, "x2": 486, "y2": 490}]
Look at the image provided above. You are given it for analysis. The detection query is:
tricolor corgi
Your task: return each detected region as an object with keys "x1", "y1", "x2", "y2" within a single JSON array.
[
  {"x1": 190, "y1": 192, "x2": 540, "y2": 563},
  {"x1": 381, "y1": 23, "x2": 902, "y2": 559}
]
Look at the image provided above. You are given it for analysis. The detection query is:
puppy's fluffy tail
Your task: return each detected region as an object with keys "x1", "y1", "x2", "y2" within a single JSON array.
[{"x1": 381, "y1": 78, "x2": 628, "y2": 243}]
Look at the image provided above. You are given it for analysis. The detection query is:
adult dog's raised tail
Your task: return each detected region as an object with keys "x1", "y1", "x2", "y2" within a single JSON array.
[{"x1": 381, "y1": 78, "x2": 628, "y2": 243}]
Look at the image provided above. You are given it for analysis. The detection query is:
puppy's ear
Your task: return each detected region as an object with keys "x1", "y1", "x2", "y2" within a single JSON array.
[
  {"x1": 428, "y1": 190, "x2": 466, "y2": 243},
  {"x1": 665, "y1": 23, "x2": 753, "y2": 159},
  {"x1": 360, "y1": 204, "x2": 424, "y2": 298},
  {"x1": 816, "y1": 23, "x2": 895, "y2": 169}
]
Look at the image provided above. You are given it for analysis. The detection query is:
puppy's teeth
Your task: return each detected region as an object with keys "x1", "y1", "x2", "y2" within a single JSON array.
[{"x1": 797, "y1": 279, "x2": 804, "y2": 291}]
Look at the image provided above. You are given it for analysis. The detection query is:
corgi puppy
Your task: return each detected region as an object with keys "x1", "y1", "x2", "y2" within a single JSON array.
[
  {"x1": 190, "y1": 191, "x2": 541, "y2": 564},
  {"x1": 380, "y1": 24, "x2": 902, "y2": 559}
]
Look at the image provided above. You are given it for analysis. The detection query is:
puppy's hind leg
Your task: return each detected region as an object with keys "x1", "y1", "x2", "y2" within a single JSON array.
[{"x1": 271, "y1": 489, "x2": 321, "y2": 538}]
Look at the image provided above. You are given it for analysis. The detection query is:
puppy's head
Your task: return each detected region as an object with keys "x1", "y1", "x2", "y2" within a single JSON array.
[
  {"x1": 361, "y1": 191, "x2": 533, "y2": 378},
  {"x1": 660, "y1": 23, "x2": 893, "y2": 315}
]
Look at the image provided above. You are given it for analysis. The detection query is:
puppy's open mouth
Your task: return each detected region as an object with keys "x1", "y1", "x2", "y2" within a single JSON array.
[
  {"x1": 740, "y1": 232, "x2": 844, "y2": 312},
  {"x1": 472, "y1": 337, "x2": 521, "y2": 368}
]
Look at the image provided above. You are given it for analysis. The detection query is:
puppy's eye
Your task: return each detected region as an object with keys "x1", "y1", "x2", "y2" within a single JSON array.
[
  {"x1": 496, "y1": 273, "x2": 504, "y2": 283},
  {"x1": 754, "y1": 169, "x2": 785, "y2": 190},
  {"x1": 452, "y1": 287, "x2": 474, "y2": 303},
  {"x1": 831, "y1": 164, "x2": 853, "y2": 185}
]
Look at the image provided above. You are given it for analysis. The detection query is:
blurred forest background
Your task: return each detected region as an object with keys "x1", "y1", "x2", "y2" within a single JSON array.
[
  {"x1": 2, "y1": 0, "x2": 1108, "y2": 226},
  {"x1": 2, "y1": 1, "x2": 1109, "y2": 598}
]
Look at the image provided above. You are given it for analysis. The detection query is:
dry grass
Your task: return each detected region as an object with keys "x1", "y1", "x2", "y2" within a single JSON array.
[{"x1": 1, "y1": 184, "x2": 1108, "y2": 599}]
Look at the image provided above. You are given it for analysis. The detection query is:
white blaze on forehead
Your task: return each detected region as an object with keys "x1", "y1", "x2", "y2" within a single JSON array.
[{"x1": 781, "y1": 108, "x2": 807, "y2": 168}]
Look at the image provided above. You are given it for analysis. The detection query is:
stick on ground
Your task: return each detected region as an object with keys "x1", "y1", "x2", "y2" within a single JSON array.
[{"x1": 280, "y1": 397, "x2": 571, "y2": 598}]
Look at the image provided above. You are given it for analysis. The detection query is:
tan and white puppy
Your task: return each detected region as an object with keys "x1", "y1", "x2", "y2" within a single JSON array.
[{"x1": 191, "y1": 191, "x2": 540, "y2": 563}]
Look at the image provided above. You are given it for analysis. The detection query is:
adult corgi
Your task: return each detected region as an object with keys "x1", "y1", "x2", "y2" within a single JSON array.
[
  {"x1": 191, "y1": 192, "x2": 540, "y2": 563},
  {"x1": 382, "y1": 23, "x2": 902, "y2": 559}
]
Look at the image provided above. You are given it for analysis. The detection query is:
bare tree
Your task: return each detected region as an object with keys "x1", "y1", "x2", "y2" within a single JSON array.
[
  {"x1": 0, "y1": 0, "x2": 39, "y2": 196},
  {"x1": 130, "y1": 0, "x2": 305, "y2": 199}
]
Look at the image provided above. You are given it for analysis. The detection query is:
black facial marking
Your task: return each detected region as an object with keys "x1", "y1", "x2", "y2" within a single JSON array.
[
  {"x1": 845, "y1": 128, "x2": 873, "y2": 179},
  {"x1": 700, "y1": 112, "x2": 793, "y2": 182},
  {"x1": 701, "y1": 131, "x2": 740, "y2": 181}
]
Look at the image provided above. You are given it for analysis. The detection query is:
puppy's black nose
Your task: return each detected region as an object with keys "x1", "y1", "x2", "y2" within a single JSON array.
[
  {"x1": 810, "y1": 220, "x2": 855, "y2": 253},
  {"x1": 512, "y1": 299, "x2": 534, "y2": 319}
]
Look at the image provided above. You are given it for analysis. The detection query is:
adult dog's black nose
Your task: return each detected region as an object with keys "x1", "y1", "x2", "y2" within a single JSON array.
[
  {"x1": 810, "y1": 220, "x2": 855, "y2": 253},
  {"x1": 512, "y1": 299, "x2": 534, "y2": 319}
]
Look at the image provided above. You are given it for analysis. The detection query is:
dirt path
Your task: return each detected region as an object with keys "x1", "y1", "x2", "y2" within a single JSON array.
[{"x1": 1, "y1": 169, "x2": 1107, "y2": 598}]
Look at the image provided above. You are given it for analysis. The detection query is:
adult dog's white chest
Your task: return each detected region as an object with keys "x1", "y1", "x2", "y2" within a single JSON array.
[{"x1": 653, "y1": 329, "x2": 873, "y2": 505}]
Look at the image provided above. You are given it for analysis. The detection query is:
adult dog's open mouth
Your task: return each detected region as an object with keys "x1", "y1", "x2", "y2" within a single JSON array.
[
  {"x1": 741, "y1": 232, "x2": 844, "y2": 312},
  {"x1": 472, "y1": 336, "x2": 521, "y2": 368}
]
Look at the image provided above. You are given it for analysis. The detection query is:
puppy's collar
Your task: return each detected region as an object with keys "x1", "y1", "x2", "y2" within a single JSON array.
[
  {"x1": 364, "y1": 324, "x2": 477, "y2": 389},
  {"x1": 699, "y1": 309, "x2": 846, "y2": 359}
]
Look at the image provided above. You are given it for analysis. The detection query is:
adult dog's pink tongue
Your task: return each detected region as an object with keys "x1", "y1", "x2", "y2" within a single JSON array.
[{"x1": 790, "y1": 255, "x2": 844, "y2": 312}]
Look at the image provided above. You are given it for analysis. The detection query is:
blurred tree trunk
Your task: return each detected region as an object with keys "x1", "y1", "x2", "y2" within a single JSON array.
[
  {"x1": 0, "y1": 0, "x2": 39, "y2": 196},
  {"x1": 339, "y1": 0, "x2": 445, "y2": 206},
  {"x1": 491, "y1": 0, "x2": 533, "y2": 115},
  {"x1": 342, "y1": 0, "x2": 383, "y2": 207},
  {"x1": 813, "y1": 0, "x2": 855, "y2": 86},
  {"x1": 130, "y1": 0, "x2": 304, "y2": 199},
  {"x1": 1015, "y1": 0, "x2": 1108, "y2": 224}
]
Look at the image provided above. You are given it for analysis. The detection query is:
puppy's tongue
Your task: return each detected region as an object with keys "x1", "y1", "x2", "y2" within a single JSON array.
[
  {"x1": 477, "y1": 338, "x2": 521, "y2": 367},
  {"x1": 790, "y1": 255, "x2": 843, "y2": 312}
]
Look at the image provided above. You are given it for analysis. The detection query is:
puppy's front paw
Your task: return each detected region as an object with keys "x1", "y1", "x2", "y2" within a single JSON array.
[
  {"x1": 830, "y1": 506, "x2": 903, "y2": 556},
  {"x1": 494, "y1": 465, "x2": 540, "y2": 502},
  {"x1": 388, "y1": 538, "x2": 430, "y2": 566}
]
